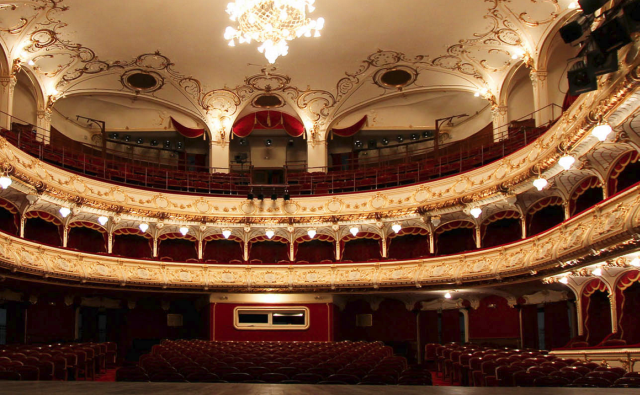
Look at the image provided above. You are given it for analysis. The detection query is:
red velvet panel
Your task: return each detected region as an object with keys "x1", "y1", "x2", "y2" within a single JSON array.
[
  {"x1": 26, "y1": 300, "x2": 76, "y2": 343},
  {"x1": 583, "y1": 290, "x2": 611, "y2": 346},
  {"x1": 0, "y1": 206, "x2": 17, "y2": 235},
  {"x1": 544, "y1": 302, "x2": 571, "y2": 350},
  {"x1": 468, "y1": 295, "x2": 520, "y2": 340},
  {"x1": 232, "y1": 111, "x2": 305, "y2": 138},
  {"x1": 521, "y1": 304, "x2": 539, "y2": 349},
  {"x1": 388, "y1": 233, "x2": 431, "y2": 260},
  {"x1": 113, "y1": 234, "x2": 152, "y2": 259},
  {"x1": 436, "y1": 227, "x2": 476, "y2": 255},
  {"x1": 67, "y1": 226, "x2": 107, "y2": 254},
  {"x1": 212, "y1": 303, "x2": 333, "y2": 341},
  {"x1": 158, "y1": 238, "x2": 198, "y2": 262},
  {"x1": 203, "y1": 239, "x2": 244, "y2": 263},
  {"x1": 527, "y1": 204, "x2": 564, "y2": 237},
  {"x1": 338, "y1": 299, "x2": 416, "y2": 342},
  {"x1": 249, "y1": 240, "x2": 289, "y2": 263},
  {"x1": 619, "y1": 281, "x2": 640, "y2": 344},
  {"x1": 24, "y1": 217, "x2": 62, "y2": 247},
  {"x1": 441, "y1": 309, "x2": 461, "y2": 343},
  {"x1": 170, "y1": 117, "x2": 205, "y2": 138},
  {"x1": 295, "y1": 239, "x2": 335, "y2": 262},
  {"x1": 482, "y1": 217, "x2": 522, "y2": 249},
  {"x1": 342, "y1": 238, "x2": 381, "y2": 262}
]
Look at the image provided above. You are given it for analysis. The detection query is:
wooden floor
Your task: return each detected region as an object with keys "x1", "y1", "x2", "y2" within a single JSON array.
[{"x1": 0, "y1": 383, "x2": 633, "y2": 395}]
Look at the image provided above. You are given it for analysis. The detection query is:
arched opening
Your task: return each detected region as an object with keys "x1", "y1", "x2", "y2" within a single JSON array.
[
  {"x1": 12, "y1": 70, "x2": 38, "y2": 128},
  {"x1": 570, "y1": 177, "x2": 603, "y2": 216},
  {"x1": 506, "y1": 65, "x2": 535, "y2": 125},
  {"x1": 341, "y1": 233, "x2": 382, "y2": 262},
  {"x1": 157, "y1": 233, "x2": 198, "y2": 262},
  {"x1": 248, "y1": 235, "x2": 289, "y2": 264},
  {"x1": 608, "y1": 151, "x2": 640, "y2": 196},
  {"x1": 435, "y1": 221, "x2": 476, "y2": 255},
  {"x1": 387, "y1": 228, "x2": 430, "y2": 260},
  {"x1": 616, "y1": 271, "x2": 640, "y2": 345},
  {"x1": 294, "y1": 235, "x2": 335, "y2": 263},
  {"x1": 24, "y1": 211, "x2": 62, "y2": 247},
  {"x1": 67, "y1": 222, "x2": 107, "y2": 253},
  {"x1": 481, "y1": 212, "x2": 521, "y2": 249},
  {"x1": 582, "y1": 279, "x2": 612, "y2": 346},
  {"x1": 527, "y1": 197, "x2": 565, "y2": 237},
  {"x1": 112, "y1": 228, "x2": 152, "y2": 259},
  {"x1": 203, "y1": 235, "x2": 244, "y2": 263},
  {"x1": 0, "y1": 199, "x2": 19, "y2": 235}
]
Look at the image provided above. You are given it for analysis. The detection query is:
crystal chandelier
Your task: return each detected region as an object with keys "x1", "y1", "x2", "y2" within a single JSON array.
[{"x1": 224, "y1": 0, "x2": 324, "y2": 64}]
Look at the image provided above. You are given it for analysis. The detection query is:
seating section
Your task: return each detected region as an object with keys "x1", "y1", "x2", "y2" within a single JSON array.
[
  {"x1": 428, "y1": 342, "x2": 638, "y2": 388},
  {"x1": 117, "y1": 340, "x2": 432, "y2": 385},
  {"x1": 0, "y1": 341, "x2": 115, "y2": 381},
  {"x1": 1, "y1": 123, "x2": 550, "y2": 196}
]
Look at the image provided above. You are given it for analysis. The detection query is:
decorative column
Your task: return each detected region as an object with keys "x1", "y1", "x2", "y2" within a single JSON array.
[
  {"x1": 19, "y1": 215, "x2": 25, "y2": 238},
  {"x1": 335, "y1": 238, "x2": 341, "y2": 262},
  {"x1": 307, "y1": 138, "x2": 328, "y2": 172},
  {"x1": 0, "y1": 75, "x2": 16, "y2": 130},
  {"x1": 530, "y1": 70, "x2": 551, "y2": 127},
  {"x1": 563, "y1": 201, "x2": 571, "y2": 220},
  {"x1": 152, "y1": 236, "x2": 158, "y2": 258},
  {"x1": 36, "y1": 110, "x2": 51, "y2": 143},
  {"x1": 107, "y1": 231, "x2": 113, "y2": 254},
  {"x1": 62, "y1": 226, "x2": 69, "y2": 248},
  {"x1": 197, "y1": 238, "x2": 203, "y2": 261},
  {"x1": 491, "y1": 105, "x2": 509, "y2": 142},
  {"x1": 609, "y1": 291, "x2": 618, "y2": 334},
  {"x1": 521, "y1": 216, "x2": 527, "y2": 239},
  {"x1": 474, "y1": 225, "x2": 482, "y2": 249},
  {"x1": 429, "y1": 232, "x2": 435, "y2": 255}
]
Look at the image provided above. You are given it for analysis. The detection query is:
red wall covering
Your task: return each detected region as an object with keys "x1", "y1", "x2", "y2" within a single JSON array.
[
  {"x1": 468, "y1": 295, "x2": 520, "y2": 341},
  {"x1": 26, "y1": 299, "x2": 76, "y2": 343},
  {"x1": 388, "y1": 234, "x2": 431, "y2": 260},
  {"x1": 211, "y1": 303, "x2": 334, "y2": 341},
  {"x1": 337, "y1": 299, "x2": 417, "y2": 342},
  {"x1": 203, "y1": 239, "x2": 244, "y2": 263}
]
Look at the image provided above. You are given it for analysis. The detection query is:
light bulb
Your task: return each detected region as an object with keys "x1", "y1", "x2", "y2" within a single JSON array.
[
  {"x1": 444, "y1": 292, "x2": 452, "y2": 299},
  {"x1": 592, "y1": 123, "x2": 612, "y2": 141},
  {"x1": 179, "y1": 226, "x2": 189, "y2": 236},
  {"x1": 27, "y1": 59, "x2": 34, "y2": 66},
  {"x1": 474, "y1": 92, "x2": 480, "y2": 97},
  {"x1": 470, "y1": 207, "x2": 482, "y2": 218},
  {"x1": 350, "y1": 227, "x2": 359, "y2": 237},
  {"x1": 558, "y1": 155, "x2": 575, "y2": 170},
  {"x1": 568, "y1": 1, "x2": 578, "y2": 9},
  {"x1": 630, "y1": 257, "x2": 640, "y2": 267},
  {"x1": 0, "y1": 175, "x2": 11, "y2": 189},
  {"x1": 592, "y1": 267, "x2": 603, "y2": 276},
  {"x1": 533, "y1": 177, "x2": 548, "y2": 191},
  {"x1": 59, "y1": 207, "x2": 71, "y2": 218},
  {"x1": 392, "y1": 223, "x2": 402, "y2": 233},
  {"x1": 97, "y1": 216, "x2": 108, "y2": 226},
  {"x1": 307, "y1": 229, "x2": 316, "y2": 239},
  {"x1": 266, "y1": 229, "x2": 275, "y2": 239},
  {"x1": 559, "y1": 276, "x2": 569, "y2": 284},
  {"x1": 139, "y1": 223, "x2": 149, "y2": 233},
  {"x1": 222, "y1": 229, "x2": 231, "y2": 239}
]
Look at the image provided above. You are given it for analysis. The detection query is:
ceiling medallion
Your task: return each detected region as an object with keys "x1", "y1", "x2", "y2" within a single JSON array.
[
  {"x1": 224, "y1": 0, "x2": 325, "y2": 64},
  {"x1": 374, "y1": 66, "x2": 417, "y2": 89},
  {"x1": 252, "y1": 93, "x2": 285, "y2": 108},
  {"x1": 121, "y1": 69, "x2": 164, "y2": 93}
]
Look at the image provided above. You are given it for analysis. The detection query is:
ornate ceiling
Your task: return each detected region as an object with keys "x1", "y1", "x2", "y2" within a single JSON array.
[{"x1": 0, "y1": 0, "x2": 575, "y2": 139}]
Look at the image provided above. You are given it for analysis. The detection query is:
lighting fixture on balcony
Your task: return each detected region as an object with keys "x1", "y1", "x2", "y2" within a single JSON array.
[
  {"x1": 222, "y1": 229, "x2": 232, "y2": 239},
  {"x1": 630, "y1": 256, "x2": 640, "y2": 267},
  {"x1": 224, "y1": 0, "x2": 325, "y2": 64},
  {"x1": 559, "y1": 276, "x2": 569, "y2": 284},
  {"x1": 558, "y1": 155, "x2": 575, "y2": 171},
  {"x1": 139, "y1": 223, "x2": 149, "y2": 233},
  {"x1": 59, "y1": 207, "x2": 71, "y2": 218},
  {"x1": 307, "y1": 229, "x2": 316, "y2": 239},
  {"x1": 266, "y1": 229, "x2": 275, "y2": 239},
  {"x1": 444, "y1": 292, "x2": 452, "y2": 299},
  {"x1": 0, "y1": 174, "x2": 11, "y2": 189},
  {"x1": 533, "y1": 177, "x2": 548, "y2": 191},
  {"x1": 391, "y1": 223, "x2": 402, "y2": 233},
  {"x1": 592, "y1": 267, "x2": 603, "y2": 276},
  {"x1": 179, "y1": 226, "x2": 189, "y2": 236},
  {"x1": 97, "y1": 216, "x2": 108, "y2": 226},
  {"x1": 591, "y1": 122, "x2": 612, "y2": 141},
  {"x1": 470, "y1": 207, "x2": 482, "y2": 218},
  {"x1": 349, "y1": 226, "x2": 359, "y2": 237}
]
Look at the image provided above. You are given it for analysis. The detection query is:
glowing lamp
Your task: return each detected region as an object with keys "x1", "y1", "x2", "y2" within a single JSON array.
[
  {"x1": 97, "y1": 216, "x2": 108, "y2": 226},
  {"x1": 179, "y1": 226, "x2": 189, "y2": 236},
  {"x1": 558, "y1": 155, "x2": 575, "y2": 170},
  {"x1": 222, "y1": 229, "x2": 232, "y2": 239},
  {"x1": 533, "y1": 177, "x2": 548, "y2": 191},
  {"x1": 0, "y1": 175, "x2": 11, "y2": 189},
  {"x1": 139, "y1": 223, "x2": 149, "y2": 233},
  {"x1": 592, "y1": 123, "x2": 612, "y2": 141},
  {"x1": 444, "y1": 292, "x2": 452, "y2": 299},
  {"x1": 59, "y1": 207, "x2": 71, "y2": 218},
  {"x1": 470, "y1": 207, "x2": 482, "y2": 218},
  {"x1": 391, "y1": 223, "x2": 402, "y2": 233},
  {"x1": 349, "y1": 227, "x2": 359, "y2": 237},
  {"x1": 559, "y1": 276, "x2": 569, "y2": 284},
  {"x1": 592, "y1": 267, "x2": 603, "y2": 276},
  {"x1": 630, "y1": 257, "x2": 640, "y2": 267},
  {"x1": 266, "y1": 229, "x2": 275, "y2": 239},
  {"x1": 307, "y1": 229, "x2": 316, "y2": 239}
]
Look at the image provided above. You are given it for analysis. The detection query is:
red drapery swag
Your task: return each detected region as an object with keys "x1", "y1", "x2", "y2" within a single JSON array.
[
  {"x1": 480, "y1": 211, "x2": 520, "y2": 240},
  {"x1": 608, "y1": 151, "x2": 639, "y2": 196},
  {"x1": 387, "y1": 227, "x2": 430, "y2": 240},
  {"x1": 527, "y1": 196, "x2": 564, "y2": 219},
  {"x1": 248, "y1": 235, "x2": 289, "y2": 262},
  {"x1": 170, "y1": 117, "x2": 205, "y2": 138},
  {"x1": 331, "y1": 115, "x2": 368, "y2": 138},
  {"x1": 232, "y1": 111, "x2": 305, "y2": 138},
  {"x1": 435, "y1": 220, "x2": 475, "y2": 234},
  {"x1": 387, "y1": 227, "x2": 430, "y2": 260},
  {"x1": 339, "y1": 232, "x2": 382, "y2": 260},
  {"x1": 203, "y1": 235, "x2": 244, "y2": 263},
  {"x1": 69, "y1": 221, "x2": 106, "y2": 233},
  {"x1": 158, "y1": 232, "x2": 198, "y2": 242},
  {"x1": 569, "y1": 176, "x2": 601, "y2": 215},
  {"x1": 113, "y1": 227, "x2": 153, "y2": 239},
  {"x1": 582, "y1": 278, "x2": 611, "y2": 345},
  {"x1": 0, "y1": 198, "x2": 18, "y2": 215},
  {"x1": 293, "y1": 234, "x2": 335, "y2": 261},
  {"x1": 204, "y1": 234, "x2": 243, "y2": 243},
  {"x1": 25, "y1": 211, "x2": 62, "y2": 226}
]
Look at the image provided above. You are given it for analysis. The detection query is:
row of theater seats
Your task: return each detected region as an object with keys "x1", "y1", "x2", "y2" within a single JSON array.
[
  {"x1": 0, "y1": 341, "x2": 116, "y2": 381},
  {"x1": 428, "y1": 342, "x2": 640, "y2": 388},
  {"x1": 117, "y1": 340, "x2": 432, "y2": 385},
  {"x1": 1, "y1": 125, "x2": 548, "y2": 196}
]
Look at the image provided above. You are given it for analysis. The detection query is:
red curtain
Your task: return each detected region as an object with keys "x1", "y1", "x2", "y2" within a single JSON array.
[
  {"x1": 170, "y1": 117, "x2": 205, "y2": 138},
  {"x1": 332, "y1": 116, "x2": 368, "y2": 137},
  {"x1": 527, "y1": 199, "x2": 564, "y2": 237},
  {"x1": 295, "y1": 238, "x2": 335, "y2": 262},
  {"x1": 608, "y1": 151, "x2": 639, "y2": 196},
  {"x1": 203, "y1": 237, "x2": 244, "y2": 263},
  {"x1": 232, "y1": 111, "x2": 305, "y2": 138},
  {"x1": 113, "y1": 229, "x2": 152, "y2": 259},
  {"x1": 420, "y1": 310, "x2": 440, "y2": 344},
  {"x1": 435, "y1": 221, "x2": 476, "y2": 255},
  {"x1": 158, "y1": 238, "x2": 198, "y2": 262},
  {"x1": 562, "y1": 92, "x2": 579, "y2": 111},
  {"x1": 468, "y1": 295, "x2": 520, "y2": 340},
  {"x1": 67, "y1": 226, "x2": 107, "y2": 253},
  {"x1": 481, "y1": 213, "x2": 521, "y2": 249},
  {"x1": 24, "y1": 216, "x2": 62, "y2": 247},
  {"x1": 341, "y1": 232, "x2": 382, "y2": 262},
  {"x1": 441, "y1": 309, "x2": 461, "y2": 343},
  {"x1": 616, "y1": 270, "x2": 640, "y2": 344},
  {"x1": 521, "y1": 304, "x2": 539, "y2": 349},
  {"x1": 249, "y1": 240, "x2": 289, "y2": 263},
  {"x1": 0, "y1": 200, "x2": 18, "y2": 235},
  {"x1": 569, "y1": 177, "x2": 601, "y2": 216},
  {"x1": 388, "y1": 228, "x2": 430, "y2": 259},
  {"x1": 544, "y1": 301, "x2": 571, "y2": 349},
  {"x1": 582, "y1": 279, "x2": 611, "y2": 345}
]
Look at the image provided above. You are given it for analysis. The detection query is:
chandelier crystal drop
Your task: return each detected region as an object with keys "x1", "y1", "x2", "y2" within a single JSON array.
[{"x1": 224, "y1": 0, "x2": 324, "y2": 64}]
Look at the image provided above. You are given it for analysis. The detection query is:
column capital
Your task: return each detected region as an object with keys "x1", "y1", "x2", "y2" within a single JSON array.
[{"x1": 530, "y1": 70, "x2": 548, "y2": 84}]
